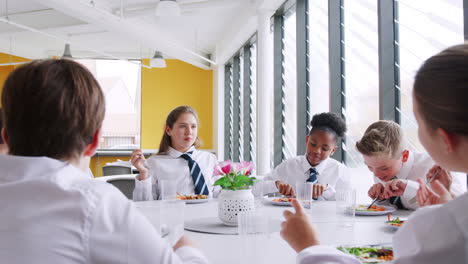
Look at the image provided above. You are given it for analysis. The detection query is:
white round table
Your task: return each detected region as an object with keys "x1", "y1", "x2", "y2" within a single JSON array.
[{"x1": 135, "y1": 199, "x2": 412, "y2": 264}]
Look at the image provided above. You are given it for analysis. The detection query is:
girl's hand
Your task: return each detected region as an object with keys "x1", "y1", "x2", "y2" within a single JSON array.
[
  {"x1": 312, "y1": 184, "x2": 326, "y2": 199},
  {"x1": 368, "y1": 183, "x2": 384, "y2": 199},
  {"x1": 417, "y1": 178, "x2": 452, "y2": 206},
  {"x1": 276, "y1": 181, "x2": 295, "y2": 197},
  {"x1": 382, "y1": 179, "x2": 407, "y2": 199},
  {"x1": 426, "y1": 165, "x2": 452, "y2": 191},
  {"x1": 280, "y1": 199, "x2": 320, "y2": 252},
  {"x1": 130, "y1": 149, "x2": 149, "y2": 180}
]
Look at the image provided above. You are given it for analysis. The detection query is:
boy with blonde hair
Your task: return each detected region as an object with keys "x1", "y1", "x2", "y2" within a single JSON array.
[{"x1": 356, "y1": 120, "x2": 465, "y2": 209}]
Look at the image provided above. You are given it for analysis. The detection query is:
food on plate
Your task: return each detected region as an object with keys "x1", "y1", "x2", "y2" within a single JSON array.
[
  {"x1": 386, "y1": 214, "x2": 405, "y2": 227},
  {"x1": 272, "y1": 197, "x2": 294, "y2": 203},
  {"x1": 337, "y1": 246, "x2": 394, "y2": 262},
  {"x1": 176, "y1": 194, "x2": 209, "y2": 200},
  {"x1": 356, "y1": 204, "x2": 386, "y2": 212}
]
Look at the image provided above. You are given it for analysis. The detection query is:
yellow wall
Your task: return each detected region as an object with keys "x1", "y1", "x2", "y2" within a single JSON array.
[
  {"x1": 141, "y1": 59, "x2": 213, "y2": 149},
  {"x1": 0, "y1": 53, "x2": 31, "y2": 106}
]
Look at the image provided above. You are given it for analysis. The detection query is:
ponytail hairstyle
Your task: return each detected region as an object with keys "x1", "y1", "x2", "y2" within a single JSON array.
[
  {"x1": 309, "y1": 112, "x2": 347, "y2": 140},
  {"x1": 413, "y1": 44, "x2": 468, "y2": 136},
  {"x1": 157, "y1": 106, "x2": 202, "y2": 154}
]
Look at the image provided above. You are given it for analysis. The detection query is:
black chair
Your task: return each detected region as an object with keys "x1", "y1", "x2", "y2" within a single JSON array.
[
  {"x1": 102, "y1": 165, "x2": 132, "y2": 176},
  {"x1": 106, "y1": 178, "x2": 135, "y2": 199}
]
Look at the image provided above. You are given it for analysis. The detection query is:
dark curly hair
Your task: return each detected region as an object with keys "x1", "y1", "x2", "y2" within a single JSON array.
[{"x1": 309, "y1": 112, "x2": 347, "y2": 138}]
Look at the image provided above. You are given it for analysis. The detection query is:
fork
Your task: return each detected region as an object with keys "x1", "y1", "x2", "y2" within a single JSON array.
[{"x1": 367, "y1": 197, "x2": 379, "y2": 209}]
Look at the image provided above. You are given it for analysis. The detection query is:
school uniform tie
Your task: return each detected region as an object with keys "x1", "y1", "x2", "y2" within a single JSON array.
[
  {"x1": 180, "y1": 152, "x2": 209, "y2": 195},
  {"x1": 307, "y1": 168, "x2": 318, "y2": 183},
  {"x1": 388, "y1": 176, "x2": 405, "y2": 209}
]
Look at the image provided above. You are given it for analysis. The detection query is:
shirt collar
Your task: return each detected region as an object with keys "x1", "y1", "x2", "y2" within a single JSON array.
[
  {"x1": 167, "y1": 146, "x2": 196, "y2": 158},
  {"x1": 300, "y1": 155, "x2": 329, "y2": 175},
  {"x1": 396, "y1": 150, "x2": 414, "y2": 180}
]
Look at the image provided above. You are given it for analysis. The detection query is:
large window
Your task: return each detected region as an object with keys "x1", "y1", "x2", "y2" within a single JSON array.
[
  {"x1": 343, "y1": 0, "x2": 379, "y2": 167},
  {"x1": 308, "y1": 0, "x2": 330, "y2": 116},
  {"x1": 224, "y1": 39, "x2": 257, "y2": 164},
  {"x1": 396, "y1": 0, "x2": 464, "y2": 152},
  {"x1": 282, "y1": 8, "x2": 298, "y2": 160},
  {"x1": 78, "y1": 59, "x2": 141, "y2": 150}
]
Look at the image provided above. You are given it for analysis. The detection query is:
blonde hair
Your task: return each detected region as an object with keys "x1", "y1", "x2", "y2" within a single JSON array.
[{"x1": 355, "y1": 120, "x2": 405, "y2": 159}]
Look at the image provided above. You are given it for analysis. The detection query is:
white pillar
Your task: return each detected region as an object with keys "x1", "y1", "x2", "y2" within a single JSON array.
[
  {"x1": 212, "y1": 55, "x2": 225, "y2": 160},
  {"x1": 256, "y1": 10, "x2": 274, "y2": 175}
]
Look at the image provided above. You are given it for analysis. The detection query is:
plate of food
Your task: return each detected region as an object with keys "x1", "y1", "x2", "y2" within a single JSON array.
[
  {"x1": 386, "y1": 214, "x2": 406, "y2": 229},
  {"x1": 266, "y1": 197, "x2": 294, "y2": 206},
  {"x1": 355, "y1": 204, "x2": 396, "y2": 216},
  {"x1": 337, "y1": 245, "x2": 393, "y2": 263},
  {"x1": 176, "y1": 194, "x2": 210, "y2": 204}
]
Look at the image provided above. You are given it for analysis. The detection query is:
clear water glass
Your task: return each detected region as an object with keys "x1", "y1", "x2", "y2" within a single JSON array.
[
  {"x1": 237, "y1": 210, "x2": 270, "y2": 263},
  {"x1": 160, "y1": 179, "x2": 177, "y2": 200},
  {"x1": 160, "y1": 200, "x2": 185, "y2": 245},
  {"x1": 134, "y1": 202, "x2": 161, "y2": 233},
  {"x1": 252, "y1": 180, "x2": 265, "y2": 208},
  {"x1": 295, "y1": 182, "x2": 314, "y2": 209},
  {"x1": 335, "y1": 187, "x2": 356, "y2": 227}
]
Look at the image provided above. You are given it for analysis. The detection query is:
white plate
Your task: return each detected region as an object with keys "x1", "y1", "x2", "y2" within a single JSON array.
[
  {"x1": 183, "y1": 198, "x2": 210, "y2": 204},
  {"x1": 265, "y1": 197, "x2": 293, "y2": 206},
  {"x1": 355, "y1": 205, "x2": 396, "y2": 216}
]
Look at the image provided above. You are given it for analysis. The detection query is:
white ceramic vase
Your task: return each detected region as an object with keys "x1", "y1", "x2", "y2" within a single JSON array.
[{"x1": 218, "y1": 189, "x2": 255, "y2": 226}]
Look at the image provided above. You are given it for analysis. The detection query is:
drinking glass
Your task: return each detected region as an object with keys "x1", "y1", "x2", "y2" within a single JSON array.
[
  {"x1": 295, "y1": 182, "x2": 314, "y2": 209},
  {"x1": 252, "y1": 180, "x2": 265, "y2": 208},
  {"x1": 335, "y1": 187, "x2": 356, "y2": 227},
  {"x1": 134, "y1": 202, "x2": 161, "y2": 233},
  {"x1": 160, "y1": 179, "x2": 177, "y2": 200},
  {"x1": 238, "y1": 210, "x2": 270, "y2": 263},
  {"x1": 160, "y1": 200, "x2": 185, "y2": 246}
]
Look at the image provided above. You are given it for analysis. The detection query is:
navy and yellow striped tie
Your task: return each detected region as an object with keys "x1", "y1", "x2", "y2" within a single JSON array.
[{"x1": 180, "y1": 152, "x2": 209, "y2": 195}]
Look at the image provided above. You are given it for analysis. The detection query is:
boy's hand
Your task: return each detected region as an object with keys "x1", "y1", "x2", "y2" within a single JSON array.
[
  {"x1": 417, "y1": 178, "x2": 453, "y2": 206},
  {"x1": 382, "y1": 179, "x2": 407, "y2": 199},
  {"x1": 280, "y1": 199, "x2": 320, "y2": 253},
  {"x1": 426, "y1": 165, "x2": 452, "y2": 191},
  {"x1": 276, "y1": 181, "x2": 295, "y2": 196},
  {"x1": 368, "y1": 183, "x2": 384, "y2": 199},
  {"x1": 313, "y1": 183, "x2": 326, "y2": 199}
]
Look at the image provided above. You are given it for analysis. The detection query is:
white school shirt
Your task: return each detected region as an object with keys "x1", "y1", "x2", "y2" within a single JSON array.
[
  {"x1": 373, "y1": 151, "x2": 466, "y2": 210},
  {"x1": 133, "y1": 146, "x2": 218, "y2": 201},
  {"x1": 296, "y1": 192, "x2": 468, "y2": 264},
  {"x1": 263, "y1": 156, "x2": 348, "y2": 200},
  {"x1": 0, "y1": 155, "x2": 208, "y2": 264}
]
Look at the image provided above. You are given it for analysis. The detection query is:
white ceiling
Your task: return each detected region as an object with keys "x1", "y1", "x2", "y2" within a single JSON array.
[{"x1": 0, "y1": 0, "x2": 267, "y2": 69}]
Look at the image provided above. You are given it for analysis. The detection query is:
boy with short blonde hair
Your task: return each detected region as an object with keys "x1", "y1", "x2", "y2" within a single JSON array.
[{"x1": 356, "y1": 120, "x2": 465, "y2": 210}]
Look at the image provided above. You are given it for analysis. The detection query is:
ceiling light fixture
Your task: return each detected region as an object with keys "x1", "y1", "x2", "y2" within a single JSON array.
[
  {"x1": 62, "y1": 43, "x2": 72, "y2": 58},
  {"x1": 150, "y1": 51, "x2": 166, "y2": 68},
  {"x1": 155, "y1": 0, "x2": 181, "y2": 17}
]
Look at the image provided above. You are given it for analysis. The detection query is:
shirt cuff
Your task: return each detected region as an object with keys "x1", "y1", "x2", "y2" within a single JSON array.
[
  {"x1": 297, "y1": 245, "x2": 360, "y2": 264},
  {"x1": 402, "y1": 180, "x2": 419, "y2": 200},
  {"x1": 133, "y1": 175, "x2": 153, "y2": 201},
  {"x1": 263, "y1": 180, "x2": 279, "y2": 194},
  {"x1": 175, "y1": 246, "x2": 209, "y2": 264}
]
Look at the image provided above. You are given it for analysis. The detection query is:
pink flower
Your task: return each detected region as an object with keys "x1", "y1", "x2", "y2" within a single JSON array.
[
  {"x1": 213, "y1": 160, "x2": 233, "y2": 176},
  {"x1": 237, "y1": 161, "x2": 254, "y2": 176}
]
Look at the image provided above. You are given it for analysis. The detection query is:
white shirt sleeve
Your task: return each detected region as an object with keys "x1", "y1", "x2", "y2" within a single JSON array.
[
  {"x1": 449, "y1": 171, "x2": 467, "y2": 196},
  {"x1": 263, "y1": 167, "x2": 282, "y2": 194},
  {"x1": 393, "y1": 199, "x2": 466, "y2": 264},
  {"x1": 88, "y1": 187, "x2": 208, "y2": 264},
  {"x1": 133, "y1": 175, "x2": 155, "y2": 201},
  {"x1": 401, "y1": 180, "x2": 420, "y2": 210},
  {"x1": 297, "y1": 245, "x2": 361, "y2": 264}
]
